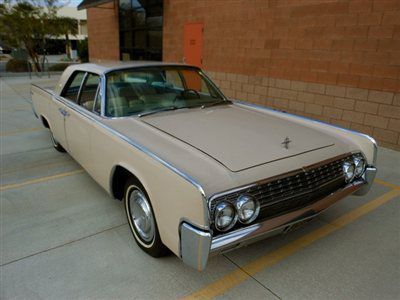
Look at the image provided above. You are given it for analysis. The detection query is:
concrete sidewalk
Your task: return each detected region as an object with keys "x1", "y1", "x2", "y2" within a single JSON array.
[{"x1": 1, "y1": 76, "x2": 399, "y2": 299}]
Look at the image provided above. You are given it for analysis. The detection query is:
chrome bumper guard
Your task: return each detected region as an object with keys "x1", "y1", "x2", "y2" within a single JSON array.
[{"x1": 180, "y1": 166, "x2": 377, "y2": 271}]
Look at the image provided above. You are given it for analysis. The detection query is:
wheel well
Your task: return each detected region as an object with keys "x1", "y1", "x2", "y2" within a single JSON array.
[
  {"x1": 41, "y1": 116, "x2": 50, "y2": 128},
  {"x1": 111, "y1": 166, "x2": 140, "y2": 200}
]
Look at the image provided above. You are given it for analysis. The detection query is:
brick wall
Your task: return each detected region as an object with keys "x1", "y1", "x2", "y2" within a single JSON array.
[
  {"x1": 87, "y1": 0, "x2": 119, "y2": 62},
  {"x1": 163, "y1": 0, "x2": 400, "y2": 150}
]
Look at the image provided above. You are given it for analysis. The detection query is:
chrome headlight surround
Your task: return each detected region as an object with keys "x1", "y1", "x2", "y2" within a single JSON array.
[
  {"x1": 343, "y1": 160, "x2": 355, "y2": 182},
  {"x1": 353, "y1": 155, "x2": 366, "y2": 178},
  {"x1": 214, "y1": 201, "x2": 238, "y2": 232},
  {"x1": 235, "y1": 194, "x2": 260, "y2": 224}
]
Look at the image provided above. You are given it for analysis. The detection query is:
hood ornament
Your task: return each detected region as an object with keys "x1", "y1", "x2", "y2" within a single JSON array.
[{"x1": 281, "y1": 137, "x2": 291, "y2": 149}]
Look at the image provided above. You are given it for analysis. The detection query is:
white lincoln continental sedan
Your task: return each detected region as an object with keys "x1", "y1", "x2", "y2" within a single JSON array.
[{"x1": 31, "y1": 62, "x2": 377, "y2": 270}]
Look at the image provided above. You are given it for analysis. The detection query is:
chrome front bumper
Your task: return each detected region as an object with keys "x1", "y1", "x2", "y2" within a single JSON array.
[{"x1": 180, "y1": 166, "x2": 377, "y2": 271}]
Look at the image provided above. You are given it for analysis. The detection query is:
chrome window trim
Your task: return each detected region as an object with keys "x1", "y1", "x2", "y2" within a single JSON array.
[
  {"x1": 77, "y1": 72, "x2": 88, "y2": 104},
  {"x1": 60, "y1": 70, "x2": 87, "y2": 103},
  {"x1": 80, "y1": 73, "x2": 102, "y2": 114},
  {"x1": 100, "y1": 74, "x2": 106, "y2": 117},
  {"x1": 92, "y1": 82, "x2": 101, "y2": 115},
  {"x1": 52, "y1": 92, "x2": 206, "y2": 198},
  {"x1": 100, "y1": 65, "x2": 229, "y2": 119},
  {"x1": 198, "y1": 70, "x2": 228, "y2": 101}
]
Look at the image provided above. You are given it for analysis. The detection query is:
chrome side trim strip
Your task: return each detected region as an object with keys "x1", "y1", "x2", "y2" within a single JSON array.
[
  {"x1": 234, "y1": 100, "x2": 378, "y2": 164},
  {"x1": 51, "y1": 93, "x2": 206, "y2": 197}
]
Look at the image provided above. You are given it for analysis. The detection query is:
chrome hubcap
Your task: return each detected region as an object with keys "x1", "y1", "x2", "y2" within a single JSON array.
[{"x1": 129, "y1": 189, "x2": 155, "y2": 243}]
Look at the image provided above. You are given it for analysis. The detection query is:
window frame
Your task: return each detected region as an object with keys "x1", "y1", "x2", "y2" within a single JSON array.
[
  {"x1": 78, "y1": 72, "x2": 102, "y2": 114},
  {"x1": 61, "y1": 70, "x2": 87, "y2": 103},
  {"x1": 103, "y1": 65, "x2": 227, "y2": 118},
  {"x1": 60, "y1": 70, "x2": 104, "y2": 117}
]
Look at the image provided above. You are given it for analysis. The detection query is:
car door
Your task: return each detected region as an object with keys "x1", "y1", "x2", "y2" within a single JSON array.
[
  {"x1": 64, "y1": 72, "x2": 101, "y2": 171},
  {"x1": 51, "y1": 71, "x2": 86, "y2": 150}
]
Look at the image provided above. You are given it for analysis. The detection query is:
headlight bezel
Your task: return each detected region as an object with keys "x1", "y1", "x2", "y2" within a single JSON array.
[
  {"x1": 211, "y1": 152, "x2": 369, "y2": 233},
  {"x1": 213, "y1": 201, "x2": 238, "y2": 232},
  {"x1": 353, "y1": 156, "x2": 366, "y2": 178},
  {"x1": 235, "y1": 194, "x2": 260, "y2": 224},
  {"x1": 343, "y1": 152, "x2": 367, "y2": 183},
  {"x1": 343, "y1": 160, "x2": 356, "y2": 182}
]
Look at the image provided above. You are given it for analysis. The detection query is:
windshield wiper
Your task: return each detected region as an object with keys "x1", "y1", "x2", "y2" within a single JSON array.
[
  {"x1": 138, "y1": 106, "x2": 185, "y2": 117},
  {"x1": 200, "y1": 99, "x2": 232, "y2": 109}
]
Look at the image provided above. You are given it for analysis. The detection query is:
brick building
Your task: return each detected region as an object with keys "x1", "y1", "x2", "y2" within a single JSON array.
[{"x1": 78, "y1": 0, "x2": 400, "y2": 150}]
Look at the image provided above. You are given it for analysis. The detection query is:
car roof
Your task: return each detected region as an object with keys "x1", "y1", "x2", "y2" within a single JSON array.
[{"x1": 66, "y1": 61, "x2": 198, "y2": 75}]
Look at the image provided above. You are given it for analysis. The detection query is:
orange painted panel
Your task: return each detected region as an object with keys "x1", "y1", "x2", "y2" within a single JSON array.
[{"x1": 183, "y1": 23, "x2": 203, "y2": 68}]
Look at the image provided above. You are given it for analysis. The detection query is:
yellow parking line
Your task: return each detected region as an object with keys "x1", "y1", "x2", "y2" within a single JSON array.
[
  {"x1": 0, "y1": 127, "x2": 45, "y2": 137},
  {"x1": 183, "y1": 189, "x2": 400, "y2": 299},
  {"x1": 374, "y1": 178, "x2": 400, "y2": 190},
  {"x1": 2, "y1": 161, "x2": 74, "y2": 175},
  {"x1": 0, "y1": 169, "x2": 84, "y2": 191}
]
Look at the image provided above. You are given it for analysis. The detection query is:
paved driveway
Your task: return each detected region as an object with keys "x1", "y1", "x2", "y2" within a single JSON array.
[{"x1": 1, "y1": 76, "x2": 399, "y2": 299}]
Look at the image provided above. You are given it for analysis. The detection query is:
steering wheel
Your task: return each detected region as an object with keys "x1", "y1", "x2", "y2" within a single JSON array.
[
  {"x1": 182, "y1": 89, "x2": 200, "y2": 98},
  {"x1": 173, "y1": 89, "x2": 201, "y2": 103}
]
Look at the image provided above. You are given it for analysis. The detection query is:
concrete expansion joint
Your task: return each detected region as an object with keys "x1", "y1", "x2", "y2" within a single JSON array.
[
  {"x1": 0, "y1": 146, "x2": 53, "y2": 157},
  {"x1": 223, "y1": 254, "x2": 282, "y2": 300},
  {"x1": 0, "y1": 223, "x2": 128, "y2": 268},
  {"x1": 1, "y1": 79, "x2": 32, "y2": 103}
]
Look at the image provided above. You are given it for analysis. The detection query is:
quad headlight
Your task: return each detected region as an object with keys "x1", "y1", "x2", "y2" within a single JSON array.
[
  {"x1": 343, "y1": 153, "x2": 367, "y2": 182},
  {"x1": 214, "y1": 201, "x2": 237, "y2": 231},
  {"x1": 235, "y1": 195, "x2": 260, "y2": 224},
  {"x1": 214, "y1": 195, "x2": 260, "y2": 232},
  {"x1": 353, "y1": 156, "x2": 366, "y2": 178},
  {"x1": 343, "y1": 160, "x2": 355, "y2": 182}
]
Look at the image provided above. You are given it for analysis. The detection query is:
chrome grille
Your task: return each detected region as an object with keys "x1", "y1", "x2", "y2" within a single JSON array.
[{"x1": 209, "y1": 154, "x2": 351, "y2": 230}]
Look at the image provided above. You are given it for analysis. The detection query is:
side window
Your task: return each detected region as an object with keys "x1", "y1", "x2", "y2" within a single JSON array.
[
  {"x1": 62, "y1": 71, "x2": 85, "y2": 102},
  {"x1": 93, "y1": 89, "x2": 101, "y2": 114},
  {"x1": 79, "y1": 73, "x2": 100, "y2": 112}
]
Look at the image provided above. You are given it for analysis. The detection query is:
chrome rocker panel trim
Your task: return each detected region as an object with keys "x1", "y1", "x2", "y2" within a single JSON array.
[{"x1": 180, "y1": 167, "x2": 376, "y2": 271}]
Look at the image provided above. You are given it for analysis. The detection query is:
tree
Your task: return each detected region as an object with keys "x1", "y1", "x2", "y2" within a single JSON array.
[
  {"x1": 0, "y1": 0, "x2": 77, "y2": 71},
  {"x1": 52, "y1": 16, "x2": 78, "y2": 60}
]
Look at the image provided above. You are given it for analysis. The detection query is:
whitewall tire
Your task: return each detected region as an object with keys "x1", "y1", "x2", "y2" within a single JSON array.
[{"x1": 124, "y1": 178, "x2": 168, "y2": 257}]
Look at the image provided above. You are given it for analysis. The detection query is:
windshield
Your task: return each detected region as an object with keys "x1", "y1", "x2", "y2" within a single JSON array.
[{"x1": 105, "y1": 66, "x2": 226, "y2": 117}]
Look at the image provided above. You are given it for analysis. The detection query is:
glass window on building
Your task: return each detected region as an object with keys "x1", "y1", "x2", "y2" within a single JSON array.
[{"x1": 119, "y1": 0, "x2": 163, "y2": 61}]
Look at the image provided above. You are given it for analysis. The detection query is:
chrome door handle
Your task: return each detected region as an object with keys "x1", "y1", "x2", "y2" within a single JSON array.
[{"x1": 59, "y1": 108, "x2": 70, "y2": 117}]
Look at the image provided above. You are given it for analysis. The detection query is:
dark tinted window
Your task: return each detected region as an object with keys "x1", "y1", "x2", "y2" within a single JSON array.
[
  {"x1": 63, "y1": 71, "x2": 85, "y2": 102},
  {"x1": 119, "y1": 0, "x2": 163, "y2": 61}
]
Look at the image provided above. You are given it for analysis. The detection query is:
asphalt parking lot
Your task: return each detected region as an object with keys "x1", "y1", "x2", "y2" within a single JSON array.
[{"x1": 1, "y1": 75, "x2": 399, "y2": 299}]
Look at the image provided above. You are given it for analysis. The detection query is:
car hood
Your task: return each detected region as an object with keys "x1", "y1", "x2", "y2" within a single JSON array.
[{"x1": 140, "y1": 104, "x2": 335, "y2": 172}]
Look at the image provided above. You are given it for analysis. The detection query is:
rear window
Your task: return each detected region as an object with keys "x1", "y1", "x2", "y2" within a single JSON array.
[{"x1": 62, "y1": 71, "x2": 86, "y2": 102}]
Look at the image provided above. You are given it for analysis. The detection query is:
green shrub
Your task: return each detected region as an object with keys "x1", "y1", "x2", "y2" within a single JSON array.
[
  {"x1": 6, "y1": 58, "x2": 29, "y2": 72},
  {"x1": 48, "y1": 63, "x2": 70, "y2": 71}
]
